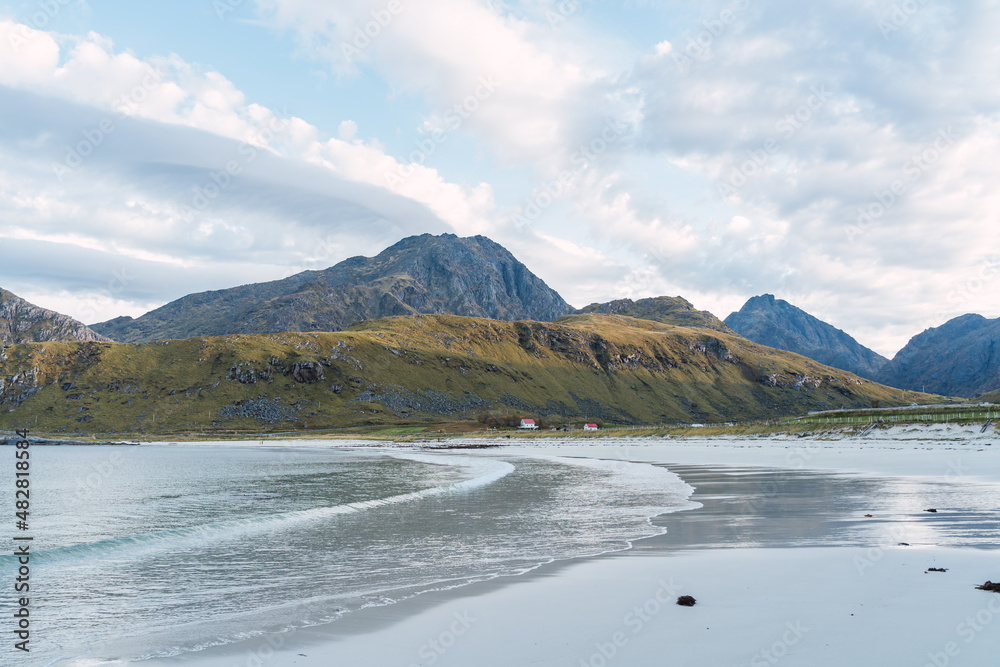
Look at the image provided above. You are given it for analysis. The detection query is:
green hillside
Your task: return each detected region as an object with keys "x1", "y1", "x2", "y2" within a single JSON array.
[{"x1": 0, "y1": 314, "x2": 937, "y2": 436}]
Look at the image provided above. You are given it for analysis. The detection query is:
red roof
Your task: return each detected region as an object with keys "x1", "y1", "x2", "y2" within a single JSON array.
[
  {"x1": 585, "y1": 423, "x2": 598, "y2": 427},
  {"x1": 521, "y1": 419, "x2": 536, "y2": 424}
]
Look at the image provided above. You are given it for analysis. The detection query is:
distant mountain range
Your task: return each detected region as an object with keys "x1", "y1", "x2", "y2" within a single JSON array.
[
  {"x1": 0, "y1": 289, "x2": 108, "y2": 345},
  {"x1": 876, "y1": 314, "x2": 1000, "y2": 397},
  {"x1": 92, "y1": 234, "x2": 572, "y2": 343},
  {"x1": 576, "y1": 296, "x2": 732, "y2": 333},
  {"x1": 724, "y1": 295, "x2": 888, "y2": 381},
  {"x1": 725, "y1": 296, "x2": 1000, "y2": 398},
  {"x1": 5, "y1": 232, "x2": 999, "y2": 405}
]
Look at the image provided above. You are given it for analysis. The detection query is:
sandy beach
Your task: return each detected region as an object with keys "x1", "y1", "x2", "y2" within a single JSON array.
[{"x1": 142, "y1": 424, "x2": 1000, "y2": 667}]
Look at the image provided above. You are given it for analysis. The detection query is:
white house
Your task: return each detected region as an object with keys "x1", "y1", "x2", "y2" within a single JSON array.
[
  {"x1": 519, "y1": 418, "x2": 538, "y2": 430},
  {"x1": 584, "y1": 423, "x2": 598, "y2": 431}
]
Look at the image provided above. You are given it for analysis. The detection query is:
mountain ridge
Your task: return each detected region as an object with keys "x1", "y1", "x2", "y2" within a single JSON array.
[
  {"x1": 15, "y1": 231, "x2": 1000, "y2": 402},
  {"x1": 573, "y1": 296, "x2": 732, "y2": 333},
  {"x1": 724, "y1": 294, "x2": 888, "y2": 380}
]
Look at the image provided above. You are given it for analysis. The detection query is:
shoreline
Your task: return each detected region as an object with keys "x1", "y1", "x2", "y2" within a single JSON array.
[
  {"x1": 5, "y1": 413, "x2": 998, "y2": 445},
  {"x1": 140, "y1": 431, "x2": 1000, "y2": 666}
]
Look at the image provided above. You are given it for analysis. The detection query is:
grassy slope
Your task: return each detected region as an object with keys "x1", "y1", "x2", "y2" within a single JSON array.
[
  {"x1": 977, "y1": 388, "x2": 1000, "y2": 403},
  {"x1": 0, "y1": 314, "x2": 939, "y2": 435}
]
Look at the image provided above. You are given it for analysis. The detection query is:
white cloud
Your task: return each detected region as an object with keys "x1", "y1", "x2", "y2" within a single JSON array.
[
  {"x1": 256, "y1": 0, "x2": 613, "y2": 171},
  {"x1": 337, "y1": 119, "x2": 358, "y2": 141},
  {"x1": 0, "y1": 18, "x2": 501, "y2": 240},
  {"x1": 727, "y1": 215, "x2": 753, "y2": 235}
]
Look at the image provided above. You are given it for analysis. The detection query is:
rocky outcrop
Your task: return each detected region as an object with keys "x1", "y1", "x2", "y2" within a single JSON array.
[
  {"x1": 351, "y1": 385, "x2": 488, "y2": 416},
  {"x1": 0, "y1": 289, "x2": 109, "y2": 345},
  {"x1": 227, "y1": 364, "x2": 273, "y2": 385},
  {"x1": 574, "y1": 296, "x2": 732, "y2": 333},
  {"x1": 292, "y1": 361, "x2": 325, "y2": 384},
  {"x1": 92, "y1": 234, "x2": 573, "y2": 342},
  {"x1": 724, "y1": 295, "x2": 887, "y2": 380},
  {"x1": 761, "y1": 372, "x2": 825, "y2": 390},
  {"x1": 0, "y1": 366, "x2": 41, "y2": 410},
  {"x1": 876, "y1": 314, "x2": 1000, "y2": 397},
  {"x1": 218, "y1": 398, "x2": 301, "y2": 422}
]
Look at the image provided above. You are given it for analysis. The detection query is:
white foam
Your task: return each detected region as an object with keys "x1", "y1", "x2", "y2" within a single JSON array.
[
  {"x1": 37, "y1": 453, "x2": 514, "y2": 563},
  {"x1": 526, "y1": 453, "x2": 701, "y2": 511}
]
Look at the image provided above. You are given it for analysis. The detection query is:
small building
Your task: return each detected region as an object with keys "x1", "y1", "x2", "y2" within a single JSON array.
[
  {"x1": 519, "y1": 418, "x2": 538, "y2": 430},
  {"x1": 584, "y1": 423, "x2": 599, "y2": 431}
]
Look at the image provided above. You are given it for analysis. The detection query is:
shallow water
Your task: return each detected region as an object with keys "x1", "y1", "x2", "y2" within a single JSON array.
[
  {"x1": 642, "y1": 464, "x2": 1000, "y2": 551},
  {"x1": 0, "y1": 444, "x2": 696, "y2": 665}
]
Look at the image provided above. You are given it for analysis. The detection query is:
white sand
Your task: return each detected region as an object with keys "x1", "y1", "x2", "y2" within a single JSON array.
[
  {"x1": 151, "y1": 425, "x2": 1000, "y2": 667},
  {"x1": 191, "y1": 548, "x2": 995, "y2": 667}
]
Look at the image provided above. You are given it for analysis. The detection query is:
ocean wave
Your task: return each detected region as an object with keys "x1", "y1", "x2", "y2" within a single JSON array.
[{"x1": 19, "y1": 454, "x2": 515, "y2": 564}]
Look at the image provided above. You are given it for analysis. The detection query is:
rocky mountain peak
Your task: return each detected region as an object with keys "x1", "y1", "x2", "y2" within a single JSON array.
[
  {"x1": 876, "y1": 313, "x2": 1000, "y2": 397},
  {"x1": 92, "y1": 233, "x2": 573, "y2": 343},
  {"x1": 724, "y1": 294, "x2": 888, "y2": 380},
  {"x1": 0, "y1": 289, "x2": 110, "y2": 345}
]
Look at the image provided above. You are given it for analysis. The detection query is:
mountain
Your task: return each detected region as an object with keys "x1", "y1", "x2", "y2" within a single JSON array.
[
  {"x1": 574, "y1": 296, "x2": 732, "y2": 333},
  {"x1": 0, "y1": 288, "x2": 109, "y2": 345},
  {"x1": 0, "y1": 312, "x2": 927, "y2": 434},
  {"x1": 91, "y1": 234, "x2": 573, "y2": 343},
  {"x1": 876, "y1": 314, "x2": 1000, "y2": 397},
  {"x1": 724, "y1": 294, "x2": 888, "y2": 380}
]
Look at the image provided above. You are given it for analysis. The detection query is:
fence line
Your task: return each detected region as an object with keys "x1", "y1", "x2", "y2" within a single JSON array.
[{"x1": 798, "y1": 411, "x2": 1000, "y2": 425}]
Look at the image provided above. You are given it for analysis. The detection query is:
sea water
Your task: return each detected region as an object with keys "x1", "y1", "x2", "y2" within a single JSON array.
[{"x1": 0, "y1": 443, "x2": 698, "y2": 665}]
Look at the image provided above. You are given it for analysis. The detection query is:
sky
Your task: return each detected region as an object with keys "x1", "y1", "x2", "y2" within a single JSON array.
[{"x1": 0, "y1": 0, "x2": 998, "y2": 358}]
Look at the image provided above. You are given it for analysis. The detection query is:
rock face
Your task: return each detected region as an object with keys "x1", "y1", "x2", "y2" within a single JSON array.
[
  {"x1": 724, "y1": 294, "x2": 888, "y2": 380},
  {"x1": 0, "y1": 289, "x2": 109, "y2": 345},
  {"x1": 574, "y1": 296, "x2": 732, "y2": 333},
  {"x1": 876, "y1": 314, "x2": 1000, "y2": 397},
  {"x1": 92, "y1": 234, "x2": 573, "y2": 343}
]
